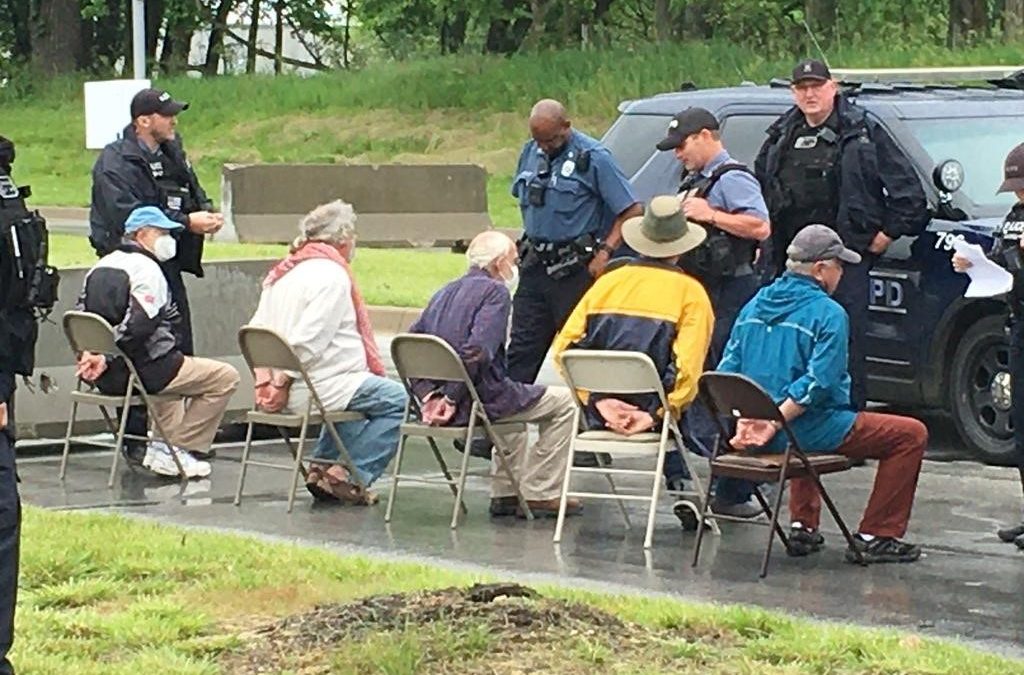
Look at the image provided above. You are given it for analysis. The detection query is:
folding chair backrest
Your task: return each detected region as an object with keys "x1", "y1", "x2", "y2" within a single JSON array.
[
  {"x1": 63, "y1": 311, "x2": 118, "y2": 355},
  {"x1": 560, "y1": 350, "x2": 670, "y2": 410},
  {"x1": 238, "y1": 325, "x2": 304, "y2": 374},
  {"x1": 391, "y1": 333, "x2": 473, "y2": 383},
  {"x1": 699, "y1": 372, "x2": 784, "y2": 423}
]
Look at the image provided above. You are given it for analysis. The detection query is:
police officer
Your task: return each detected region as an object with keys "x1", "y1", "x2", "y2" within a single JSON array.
[
  {"x1": 654, "y1": 108, "x2": 770, "y2": 519},
  {"x1": 89, "y1": 88, "x2": 222, "y2": 463},
  {"x1": 509, "y1": 99, "x2": 641, "y2": 385},
  {"x1": 952, "y1": 143, "x2": 1024, "y2": 547},
  {"x1": 0, "y1": 134, "x2": 42, "y2": 675},
  {"x1": 755, "y1": 59, "x2": 928, "y2": 410}
]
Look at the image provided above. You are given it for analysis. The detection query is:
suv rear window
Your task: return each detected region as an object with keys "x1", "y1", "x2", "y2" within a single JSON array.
[{"x1": 602, "y1": 114, "x2": 670, "y2": 178}]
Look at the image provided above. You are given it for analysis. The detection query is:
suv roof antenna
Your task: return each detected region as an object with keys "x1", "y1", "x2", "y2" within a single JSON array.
[{"x1": 802, "y1": 19, "x2": 831, "y2": 69}]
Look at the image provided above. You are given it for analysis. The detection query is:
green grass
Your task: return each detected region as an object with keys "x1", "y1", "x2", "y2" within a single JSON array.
[
  {"x1": 13, "y1": 506, "x2": 1024, "y2": 674},
  {"x1": 4, "y1": 41, "x2": 1024, "y2": 228},
  {"x1": 50, "y1": 233, "x2": 467, "y2": 307}
]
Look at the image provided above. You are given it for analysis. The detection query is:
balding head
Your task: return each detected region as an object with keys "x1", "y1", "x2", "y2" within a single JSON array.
[{"x1": 529, "y1": 99, "x2": 572, "y2": 155}]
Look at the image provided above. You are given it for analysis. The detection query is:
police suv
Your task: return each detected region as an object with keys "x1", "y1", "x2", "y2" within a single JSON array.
[{"x1": 602, "y1": 67, "x2": 1024, "y2": 463}]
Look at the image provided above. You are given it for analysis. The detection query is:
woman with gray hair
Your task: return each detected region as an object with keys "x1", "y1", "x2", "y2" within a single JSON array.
[{"x1": 249, "y1": 199, "x2": 406, "y2": 504}]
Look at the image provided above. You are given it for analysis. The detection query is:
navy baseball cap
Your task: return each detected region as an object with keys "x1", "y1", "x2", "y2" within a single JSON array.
[
  {"x1": 130, "y1": 88, "x2": 189, "y2": 118},
  {"x1": 792, "y1": 59, "x2": 831, "y2": 84}
]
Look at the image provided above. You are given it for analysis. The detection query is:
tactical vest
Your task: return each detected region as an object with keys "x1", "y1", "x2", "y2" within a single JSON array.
[
  {"x1": 775, "y1": 124, "x2": 841, "y2": 239},
  {"x1": 994, "y1": 202, "x2": 1024, "y2": 311},
  {"x1": 147, "y1": 151, "x2": 197, "y2": 215},
  {"x1": 677, "y1": 162, "x2": 758, "y2": 284},
  {"x1": 0, "y1": 170, "x2": 58, "y2": 318}
]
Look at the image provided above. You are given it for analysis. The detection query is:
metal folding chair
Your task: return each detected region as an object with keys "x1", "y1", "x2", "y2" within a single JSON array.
[
  {"x1": 234, "y1": 325, "x2": 366, "y2": 512},
  {"x1": 59, "y1": 310, "x2": 188, "y2": 485},
  {"x1": 553, "y1": 350, "x2": 715, "y2": 550},
  {"x1": 386, "y1": 333, "x2": 534, "y2": 528},
  {"x1": 692, "y1": 371, "x2": 865, "y2": 577}
]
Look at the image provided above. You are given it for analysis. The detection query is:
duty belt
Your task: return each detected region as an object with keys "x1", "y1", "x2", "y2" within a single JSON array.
[{"x1": 518, "y1": 234, "x2": 599, "y2": 280}]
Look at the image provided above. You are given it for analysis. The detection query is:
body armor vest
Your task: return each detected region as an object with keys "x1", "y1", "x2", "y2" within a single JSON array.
[
  {"x1": 0, "y1": 171, "x2": 58, "y2": 317},
  {"x1": 148, "y1": 151, "x2": 197, "y2": 215},
  {"x1": 776, "y1": 124, "x2": 841, "y2": 241},
  {"x1": 677, "y1": 162, "x2": 758, "y2": 284}
]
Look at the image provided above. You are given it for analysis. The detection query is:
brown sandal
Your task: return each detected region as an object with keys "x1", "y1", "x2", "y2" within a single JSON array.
[
  {"x1": 305, "y1": 465, "x2": 337, "y2": 502},
  {"x1": 319, "y1": 470, "x2": 377, "y2": 505}
]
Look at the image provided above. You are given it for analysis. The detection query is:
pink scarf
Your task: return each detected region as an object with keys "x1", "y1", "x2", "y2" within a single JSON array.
[{"x1": 263, "y1": 241, "x2": 385, "y2": 376}]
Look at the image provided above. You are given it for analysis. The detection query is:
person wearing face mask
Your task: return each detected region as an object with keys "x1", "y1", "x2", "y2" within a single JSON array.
[
  {"x1": 90, "y1": 88, "x2": 223, "y2": 467},
  {"x1": 75, "y1": 206, "x2": 240, "y2": 479},
  {"x1": 408, "y1": 231, "x2": 580, "y2": 519},
  {"x1": 249, "y1": 200, "x2": 405, "y2": 505},
  {"x1": 719, "y1": 225, "x2": 927, "y2": 564}
]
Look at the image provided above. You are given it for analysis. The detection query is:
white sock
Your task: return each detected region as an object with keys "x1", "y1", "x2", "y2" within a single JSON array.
[{"x1": 858, "y1": 532, "x2": 876, "y2": 542}]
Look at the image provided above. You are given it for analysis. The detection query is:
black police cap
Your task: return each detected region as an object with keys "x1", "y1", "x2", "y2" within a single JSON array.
[
  {"x1": 655, "y1": 107, "x2": 720, "y2": 151},
  {"x1": 130, "y1": 88, "x2": 189, "y2": 119}
]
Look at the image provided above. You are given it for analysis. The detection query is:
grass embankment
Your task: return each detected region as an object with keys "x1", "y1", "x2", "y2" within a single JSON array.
[
  {"x1": 15, "y1": 506, "x2": 1023, "y2": 674},
  {"x1": 49, "y1": 233, "x2": 465, "y2": 307},
  {"x1": 5, "y1": 41, "x2": 1024, "y2": 230}
]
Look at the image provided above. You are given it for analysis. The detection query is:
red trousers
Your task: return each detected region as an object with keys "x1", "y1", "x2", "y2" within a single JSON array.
[{"x1": 789, "y1": 412, "x2": 927, "y2": 539}]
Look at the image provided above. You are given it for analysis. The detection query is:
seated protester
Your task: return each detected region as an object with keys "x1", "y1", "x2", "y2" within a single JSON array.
[
  {"x1": 408, "y1": 231, "x2": 579, "y2": 518},
  {"x1": 719, "y1": 225, "x2": 927, "y2": 564},
  {"x1": 552, "y1": 196, "x2": 714, "y2": 528},
  {"x1": 75, "y1": 207, "x2": 240, "y2": 478},
  {"x1": 249, "y1": 200, "x2": 405, "y2": 505}
]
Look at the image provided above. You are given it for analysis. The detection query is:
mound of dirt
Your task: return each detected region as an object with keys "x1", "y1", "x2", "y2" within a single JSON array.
[{"x1": 224, "y1": 583, "x2": 681, "y2": 674}]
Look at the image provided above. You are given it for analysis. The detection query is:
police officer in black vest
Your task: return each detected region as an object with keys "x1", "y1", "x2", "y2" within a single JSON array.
[
  {"x1": 89, "y1": 88, "x2": 222, "y2": 464},
  {"x1": 0, "y1": 134, "x2": 55, "y2": 675},
  {"x1": 952, "y1": 143, "x2": 1024, "y2": 547},
  {"x1": 654, "y1": 109, "x2": 771, "y2": 520},
  {"x1": 755, "y1": 60, "x2": 928, "y2": 410}
]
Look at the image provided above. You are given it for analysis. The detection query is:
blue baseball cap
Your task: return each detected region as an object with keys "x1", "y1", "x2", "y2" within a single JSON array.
[{"x1": 123, "y1": 206, "x2": 184, "y2": 235}]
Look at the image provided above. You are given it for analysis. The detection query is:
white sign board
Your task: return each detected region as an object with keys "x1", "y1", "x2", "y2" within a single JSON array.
[{"x1": 83, "y1": 79, "x2": 150, "y2": 149}]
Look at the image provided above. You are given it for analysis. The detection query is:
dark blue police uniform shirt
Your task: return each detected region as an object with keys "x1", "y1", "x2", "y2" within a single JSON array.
[
  {"x1": 511, "y1": 129, "x2": 637, "y2": 243},
  {"x1": 701, "y1": 150, "x2": 769, "y2": 221}
]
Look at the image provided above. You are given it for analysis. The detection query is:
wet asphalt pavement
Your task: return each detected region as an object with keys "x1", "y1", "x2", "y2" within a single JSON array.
[{"x1": 15, "y1": 339, "x2": 1024, "y2": 659}]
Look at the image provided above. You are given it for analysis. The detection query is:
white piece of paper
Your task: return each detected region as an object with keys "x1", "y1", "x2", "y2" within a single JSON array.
[{"x1": 952, "y1": 238, "x2": 1014, "y2": 298}]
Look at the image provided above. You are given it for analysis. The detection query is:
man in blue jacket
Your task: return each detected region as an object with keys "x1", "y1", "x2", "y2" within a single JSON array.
[{"x1": 719, "y1": 225, "x2": 927, "y2": 564}]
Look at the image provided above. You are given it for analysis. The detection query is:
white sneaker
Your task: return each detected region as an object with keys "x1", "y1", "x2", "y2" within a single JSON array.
[{"x1": 143, "y1": 442, "x2": 212, "y2": 479}]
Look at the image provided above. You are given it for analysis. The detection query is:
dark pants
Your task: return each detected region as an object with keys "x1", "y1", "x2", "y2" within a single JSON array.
[
  {"x1": 0, "y1": 409, "x2": 20, "y2": 675},
  {"x1": 123, "y1": 267, "x2": 194, "y2": 443},
  {"x1": 664, "y1": 273, "x2": 760, "y2": 504},
  {"x1": 1010, "y1": 319, "x2": 1024, "y2": 506},
  {"x1": 831, "y1": 254, "x2": 874, "y2": 411},
  {"x1": 790, "y1": 412, "x2": 926, "y2": 537},
  {"x1": 508, "y1": 265, "x2": 593, "y2": 384}
]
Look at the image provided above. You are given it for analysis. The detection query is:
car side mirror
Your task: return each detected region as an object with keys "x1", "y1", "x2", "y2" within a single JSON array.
[{"x1": 933, "y1": 159, "x2": 964, "y2": 194}]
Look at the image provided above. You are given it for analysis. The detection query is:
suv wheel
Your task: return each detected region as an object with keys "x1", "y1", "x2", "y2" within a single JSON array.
[{"x1": 949, "y1": 314, "x2": 1016, "y2": 464}]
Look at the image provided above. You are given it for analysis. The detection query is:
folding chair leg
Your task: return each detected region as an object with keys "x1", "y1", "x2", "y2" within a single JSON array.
[
  {"x1": 287, "y1": 418, "x2": 309, "y2": 514},
  {"x1": 427, "y1": 437, "x2": 466, "y2": 515},
  {"x1": 553, "y1": 418, "x2": 580, "y2": 544},
  {"x1": 759, "y1": 474, "x2": 789, "y2": 579},
  {"x1": 59, "y1": 400, "x2": 79, "y2": 482},
  {"x1": 605, "y1": 472, "x2": 632, "y2": 529},
  {"x1": 384, "y1": 432, "x2": 409, "y2": 523},
  {"x1": 108, "y1": 402, "x2": 134, "y2": 488},
  {"x1": 691, "y1": 463, "x2": 717, "y2": 567},
  {"x1": 643, "y1": 444, "x2": 669, "y2": 550},
  {"x1": 812, "y1": 471, "x2": 866, "y2": 565},
  {"x1": 450, "y1": 426, "x2": 475, "y2": 529},
  {"x1": 234, "y1": 421, "x2": 256, "y2": 506}
]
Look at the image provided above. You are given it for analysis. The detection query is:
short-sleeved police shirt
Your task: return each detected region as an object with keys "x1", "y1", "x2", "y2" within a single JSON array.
[
  {"x1": 511, "y1": 129, "x2": 637, "y2": 243},
  {"x1": 700, "y1": 150, "x2": 769, "y2": 221}
]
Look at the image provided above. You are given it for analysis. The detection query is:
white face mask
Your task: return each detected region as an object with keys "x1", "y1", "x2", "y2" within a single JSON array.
[
  {"x1": 153, "y1": 234, "x2": 177, "y2": 262},
  {"x1": 502, "y1": 262, "x2": 519, "y2": 295}
]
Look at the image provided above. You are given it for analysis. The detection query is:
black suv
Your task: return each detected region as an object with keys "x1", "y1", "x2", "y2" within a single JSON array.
[{"x1": 602, "y1": 73, "x2": 1024, "y2": 463}]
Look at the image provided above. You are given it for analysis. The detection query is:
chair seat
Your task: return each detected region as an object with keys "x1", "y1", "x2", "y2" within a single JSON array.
[
  {"x1": 574, "y1": 430, "x2": 665, "y2": 456},
  {"x1": 711, "y1": 452, "x2": 850, "y2": 481},
  {"x1": 246, "y1": 409, "x2": 365, "y2": 428},
  {"x1": 399, "y1": 421, "x2": 526, "y2": 439}
]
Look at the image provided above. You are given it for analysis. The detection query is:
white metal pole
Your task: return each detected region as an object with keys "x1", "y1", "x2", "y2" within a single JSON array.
[{"x1": 132, "y1": 0, "x2": 146, "y2": 79}]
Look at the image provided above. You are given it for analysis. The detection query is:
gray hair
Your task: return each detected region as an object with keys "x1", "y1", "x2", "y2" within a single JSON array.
[
  {"x1": 785, "y1": 258, "x2": 816, "y2": 275},
  {"x1": 291, "y1": 199, "x2": 357, "y2": 251},
  {"x1": 466, "y1": 230, "x2": 514, "y2": 269}
]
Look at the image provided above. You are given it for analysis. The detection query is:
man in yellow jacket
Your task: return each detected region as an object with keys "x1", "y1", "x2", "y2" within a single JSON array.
[{"x1": 553, "y1": 196, "x2": 715, "y2": 527}]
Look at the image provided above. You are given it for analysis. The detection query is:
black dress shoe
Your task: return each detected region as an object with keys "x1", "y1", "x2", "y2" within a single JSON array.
[
  {"x1": 453, "y1": 438, "x2": 493, "y2": 459},
  {"x1": 998, "y1": 522, "x2": 1024, "y2": 542},
  {"x1": 121, "y1": 441, "x2": 147, "y2": 468}
]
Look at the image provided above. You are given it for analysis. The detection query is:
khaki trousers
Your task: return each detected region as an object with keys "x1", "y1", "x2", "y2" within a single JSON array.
[
  {"x1": 490, "y1": 386, "x2": 575, "y2": 500},
  {"x1": 149, "y1": 357, "x2": 240, "y2": 453}
]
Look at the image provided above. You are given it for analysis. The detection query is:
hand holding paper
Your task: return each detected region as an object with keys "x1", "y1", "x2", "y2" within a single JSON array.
[{"x1": 951, "y1": 238, "x2": 1014, "y2": 298}]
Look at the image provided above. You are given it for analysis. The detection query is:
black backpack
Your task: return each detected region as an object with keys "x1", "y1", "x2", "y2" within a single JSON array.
[{"x1": 0, "y1": 172, "x2": 59, "y2": 319}]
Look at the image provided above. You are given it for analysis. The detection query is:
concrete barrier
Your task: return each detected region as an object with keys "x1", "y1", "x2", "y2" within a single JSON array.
[
  {"x1": 17, "y1": 260, "x2": 422, "y2": 439},
  {"x1": 221, "y1": 163, "x2": 492, "y2": 247}
]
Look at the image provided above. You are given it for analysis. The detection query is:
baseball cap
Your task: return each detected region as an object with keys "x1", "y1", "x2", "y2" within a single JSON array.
[
  {"x1": 123, "y1": 206, "x2": 184, "y2": 235},
  {"x1": 655, "y1": 107, "x2": 720, "y2": 151},
  {"x1": 130, "y1": 88, "x2": 189, "y2": 119},
  {"x1": 791, "y1": 59, "x2": 831, "y2": 84},
  {"x1": 997, "y1": 143, "x2": 1024, "y2": 194},
  {"x1": 786, "y1": 225, "x2": 861, "y2": 264}
]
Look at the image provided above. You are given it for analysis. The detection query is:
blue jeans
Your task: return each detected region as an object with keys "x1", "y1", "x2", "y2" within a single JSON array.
[{"x1": 312, "y1": 376, "x2": 407, "y2": 486}]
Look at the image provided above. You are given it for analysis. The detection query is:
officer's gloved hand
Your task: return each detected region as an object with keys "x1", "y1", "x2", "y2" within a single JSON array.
[{"x1": 0, "y1": 135, "x2": 14, "y2": 174}]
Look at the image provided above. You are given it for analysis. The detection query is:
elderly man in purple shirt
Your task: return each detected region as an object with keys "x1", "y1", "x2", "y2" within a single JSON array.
[{"x1": 409, "y1": 231, "x2": 580, "y2": 518}]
